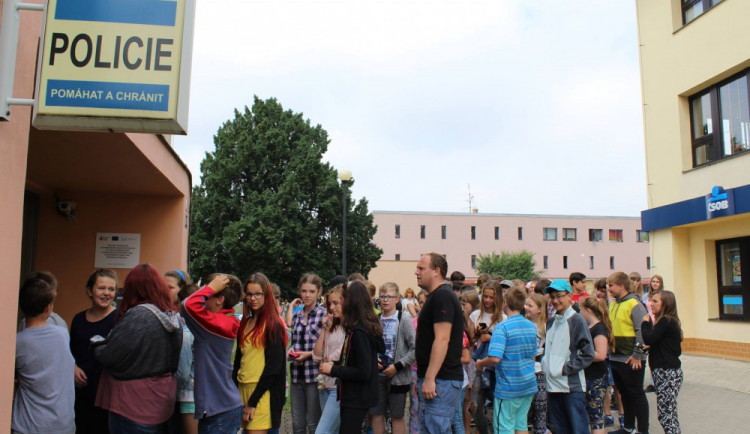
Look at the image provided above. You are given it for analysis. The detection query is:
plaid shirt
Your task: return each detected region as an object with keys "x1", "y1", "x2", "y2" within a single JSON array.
[{"x1": 290, "y1": 303, "x2": 326, "y2": 383}]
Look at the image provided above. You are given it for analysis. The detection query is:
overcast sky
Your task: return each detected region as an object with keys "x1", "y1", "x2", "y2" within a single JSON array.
[{"x1": 172, "y1": 0, "x2": 646, "y2": 217}]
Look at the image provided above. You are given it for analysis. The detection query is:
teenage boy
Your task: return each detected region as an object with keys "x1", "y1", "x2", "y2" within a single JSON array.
[
  {"x1": 182, "y1": 274, "x2": 244, "y2": 434},
  {"x1": 370, "y1": 282, "x2": 416, "y2": 434},
  {"x1": 569, "y1": 272, "x2": 590, "y2": 303},
  {"x1": 607, "y1": 271, "x2": 649, "y2": 434},
  {"x1": 542, "y1": 279, "x2": 594, "y2": 434},
  {"x1": 476, "y1": 287, "x2": 538, "y2": 434},
  {"x1": 13, "y1": 271, "x2": 75, "y2": 434}
]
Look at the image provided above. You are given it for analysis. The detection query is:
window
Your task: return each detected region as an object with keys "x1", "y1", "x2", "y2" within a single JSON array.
[
  {"x1": 395, "y1": 254, "x2": 400, "y2": 261},
  {"x1": 543, "y1": 256, "x2": 549, "y2": 269},
  {"x1": 716, "y1": 237, "x2": 749, "y2": 320},
  {"x1": 637, "y1": 230, "x2": 649, "y2": 243},
  {"x1": 589, "y1": 229, "x2": 603, "y2": 242},
  {"x1": 563, "y1": 228, "x2": 577, "y2": 241},
  {"x1": 543, "y1": 227, "x2": 557, "y2": 241},
  {"x1": 420, "y1": 225, "x2": 425, "y2": 239},
  {"x1": 647, "y1": 256, "x2": 651, "y2": 270},
  {"x1": 441, "y1": 225, "x2": 447, "y2": 240},
  {"x1": 682, "y1": 0, "x2": 723, "y2": 24},
  {"x1": 494, "y1": 226, "x2": 500, "y2": 240},
  {"x1": 589, "y1": 256, "x2": 595, "y2": 270},
  {"x1": 395, "y1": 224, "x2": 400, "y2": 239},
  {"x1": 690, "y1": 69, "x2": 750, "y2": 167},
  {"x1": 471, "y1": 226, "x2": 476, "y2": 240},
  {"x1": 610, "y1": 256, "x2": 615, "y2": 270},
  {"x1": 471, "y1": 254, "x2": 477, "y2": 269},
  {"x1": 563, "y1": 256, "x2": 568, "y2": 269},
  {"x1": 609, "y1": 229, "x2": 623, "y2": 242},
  {"x1": 518, "y1": 227, "x2": 523, "y2": 240}
]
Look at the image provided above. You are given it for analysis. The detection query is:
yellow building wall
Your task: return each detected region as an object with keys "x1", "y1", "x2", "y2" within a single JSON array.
[{"x1": 638, "y1": 0, "x2": 750, "y2": 359}]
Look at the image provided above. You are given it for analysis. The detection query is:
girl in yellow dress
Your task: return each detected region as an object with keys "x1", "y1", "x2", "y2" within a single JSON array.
[{"x1": 234, "y1": 273, "x2": 288, "y2": 433}]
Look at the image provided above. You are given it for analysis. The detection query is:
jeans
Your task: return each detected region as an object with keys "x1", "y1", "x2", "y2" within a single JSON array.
[
  {"x1": 417, "y1": 378, "x2": 463, "y2": 434},
  {"x1": 315, "y1": 388, "x2": 340, "y2": 434},
  {"x1": 197, "y1": 406, "x2": 242, "y2": 434},
  {"x1": 547, "y1": 392, "x2": 589, "y2": 434},
  {"x1": 611, "y1": 360, "x2": 649, "y2": 434},
  {"x1": 291, "y1": 382, "x2": 321, "y2": 433},
  {"x1": 108, "y1": 412, "x2": 164, "y2": 434}
]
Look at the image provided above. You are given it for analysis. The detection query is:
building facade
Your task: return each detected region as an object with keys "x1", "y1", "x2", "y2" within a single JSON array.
[
  {"x1": 371, "y1": 211, "x2": 650, "y2": 292},
  {"x1": 0, "y1": 1, "x2": 192, "y2": 428},
  {"x1": 637, "y1": 0, "x2": 750, "y2": 360}
]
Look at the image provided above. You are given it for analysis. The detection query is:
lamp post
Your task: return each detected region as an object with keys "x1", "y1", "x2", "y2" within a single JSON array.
[{"x1": 339, "y1": 169, "x2": 352, "y2": 276}]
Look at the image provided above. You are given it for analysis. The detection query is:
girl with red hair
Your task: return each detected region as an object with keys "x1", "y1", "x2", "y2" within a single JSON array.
[
  {"x1": 233, "y1": 273, "x2": 288, "y2": 433},
  {"x1": 92, "y1": 264, "x2": 183, "y2": 433}
]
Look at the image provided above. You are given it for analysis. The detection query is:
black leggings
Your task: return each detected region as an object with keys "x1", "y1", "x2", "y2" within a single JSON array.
[
  {"x1": 611, "y1": 360, "x2": 649, "y2": 434},
  {"x1": 339, "y1": 407, "x2": 368, "y2": 434}
]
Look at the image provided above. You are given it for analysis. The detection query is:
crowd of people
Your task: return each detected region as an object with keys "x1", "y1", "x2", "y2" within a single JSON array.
[{"x1": 12, "y1": 254, "x2": 683, "y2": 434}]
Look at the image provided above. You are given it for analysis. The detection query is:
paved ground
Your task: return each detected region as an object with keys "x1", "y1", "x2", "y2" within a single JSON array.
[{"x1": 280, "y1": 354, "x2": 750, "y2": 433}]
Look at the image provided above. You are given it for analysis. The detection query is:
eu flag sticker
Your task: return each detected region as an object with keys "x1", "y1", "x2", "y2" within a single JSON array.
[{"x1": 55, "y1": 0, "x2": 178, "y2": 27}]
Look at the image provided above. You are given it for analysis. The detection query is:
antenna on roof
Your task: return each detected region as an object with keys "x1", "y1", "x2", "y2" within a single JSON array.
[{"x1": 467, "y1": 184, "x2": 476, "y2": 213}]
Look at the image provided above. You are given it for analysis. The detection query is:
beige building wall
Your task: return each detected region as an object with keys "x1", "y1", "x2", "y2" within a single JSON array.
[
  {"x1": 368, "y1": 260, "x2": 419, "y2": 298},
  {"x1": 637, "y1": 0, "x2": 750, "y2": 359}
]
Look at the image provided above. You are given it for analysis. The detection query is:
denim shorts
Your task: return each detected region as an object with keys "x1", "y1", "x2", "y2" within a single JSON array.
[{"x1": 417, "y1": 378, "x2": 463, "y2": 434}]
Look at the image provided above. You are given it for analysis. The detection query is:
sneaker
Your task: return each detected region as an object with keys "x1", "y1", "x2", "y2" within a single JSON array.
[
  {"x1": 645, "y1": 384, "x2": 656, "y2": 393},
  {"x1": 619, "y1": 415, "x2": 625, "y2": 428},
  {"x1": 605, "y1": 415, "x2": 615, "y2": 427}
]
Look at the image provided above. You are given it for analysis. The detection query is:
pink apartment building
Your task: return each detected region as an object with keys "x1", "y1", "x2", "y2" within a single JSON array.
[{"x1": 369, "y1": 211, "x2": 650, "y2": 290}]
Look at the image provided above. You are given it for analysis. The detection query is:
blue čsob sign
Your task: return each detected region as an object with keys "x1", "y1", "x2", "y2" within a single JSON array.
[{"x1": 706, "y1": 186, "x2": 735, "y2": 219}]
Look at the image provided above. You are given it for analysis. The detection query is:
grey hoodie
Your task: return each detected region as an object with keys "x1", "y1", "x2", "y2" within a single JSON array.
[{"x1": 94, "y1": 303, "x2": 182, "y2": 380}]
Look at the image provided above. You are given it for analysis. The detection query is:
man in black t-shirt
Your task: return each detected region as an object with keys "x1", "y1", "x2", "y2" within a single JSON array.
[{"x1": 415, "y1": 252, "x2": 464, "y2": 433}]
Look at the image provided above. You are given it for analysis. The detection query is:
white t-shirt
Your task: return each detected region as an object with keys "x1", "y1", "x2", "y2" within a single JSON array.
[{"x1": 469, "y1": 310, "x2": 507, "y2": 330}]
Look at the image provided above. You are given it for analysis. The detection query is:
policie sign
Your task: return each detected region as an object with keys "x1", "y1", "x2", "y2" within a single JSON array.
[{"x1": 33, "y1": 0, "x2": 195, "y2": 134}]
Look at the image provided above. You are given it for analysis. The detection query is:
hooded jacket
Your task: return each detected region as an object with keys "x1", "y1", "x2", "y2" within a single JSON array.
[
  {"x1": 93, "y1": 303, "x2": 182, "y2": 380},
  {"x1": 609, "y1": 291, "x2": 648, "y2": 363},
  {"x1": 541, "y1": 306, "x2": 594, "y2": 393},
  {"x1": 330, "y1": 323, "x2": 386, "y2": 409}
]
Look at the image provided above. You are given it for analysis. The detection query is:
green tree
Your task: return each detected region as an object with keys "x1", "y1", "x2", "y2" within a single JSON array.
[
  {"x1": 189, "y1": 96, "x2": 382, "y2": 299},
  {"x1": 475, "y1": 250, "x2": 538, "y2": 281}
]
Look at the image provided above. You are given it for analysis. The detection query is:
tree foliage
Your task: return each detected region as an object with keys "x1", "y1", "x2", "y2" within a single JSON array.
[
  {"x1": 189, "y1": 96, "x2": 382, "y2": 299},
  {"x1": 475, "y1": 250, "x2": 538, "y2": 281}
]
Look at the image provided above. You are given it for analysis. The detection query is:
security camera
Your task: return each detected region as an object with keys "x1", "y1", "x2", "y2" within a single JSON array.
[{"x1": 55, "y1": 196, "x2": 77, "y2": 222}]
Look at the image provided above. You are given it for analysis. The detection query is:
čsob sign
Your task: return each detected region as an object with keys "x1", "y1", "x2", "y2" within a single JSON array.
[
  {"x1": 706, "y1": 186, "x2": 735, "y2": 219},
  {"x1": 33, "y1": 0, "x2": 195, "y2": 134}
]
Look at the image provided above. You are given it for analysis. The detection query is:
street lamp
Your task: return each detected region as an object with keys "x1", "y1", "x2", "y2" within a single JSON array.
[{"x1": 339, "y1": 169, "x2": 352, "y2": 276}]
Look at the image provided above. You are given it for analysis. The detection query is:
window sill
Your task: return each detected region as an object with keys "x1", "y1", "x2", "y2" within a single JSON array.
[
  {"x1": 685, "y1": 149, "x2": 750, "y2": 174},
  {"x1": 708, "y1": 317, "x2": 749, "y2": 323}
]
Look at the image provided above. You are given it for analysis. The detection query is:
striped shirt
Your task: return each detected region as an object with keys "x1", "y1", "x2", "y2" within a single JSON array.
[{"x1": 487, "y1": 315, "x2": 538, "y2": 399}]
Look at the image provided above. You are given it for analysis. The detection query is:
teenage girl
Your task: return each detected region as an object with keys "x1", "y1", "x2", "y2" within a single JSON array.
[
  {"x1": 580, "y1": 297, "x2": 615, "y2": 434},
  {"x1": 319, "y1": 280, "x2": 385, "y2": 434},
  {"x1": 460, "y1": 291, "x2": 480, "y2": 434},
  {"x1": 235, "y1": 273, "x2": 288, "y2": 433},
  {"x1": 287, "y1": 273, "x2": 326, "y2": 433},
  {"x1": 469, "y1": 280, "x2": 504, "y2": 434},
  {"x1": 165, "y1": 270, "x2": 199, "y2": 434},
  {"x1": 641, "y1": 290, "x2": 683, "y2": 434},
  {"x1": 70, "y1": 269, "x2": 118, "y2": 434},
  {"x1": 313, "y1": 285, "x2": 346, "y2": 434},
  {"x1": 524, "y1": 293, "x2": 547, "y2": 434}
]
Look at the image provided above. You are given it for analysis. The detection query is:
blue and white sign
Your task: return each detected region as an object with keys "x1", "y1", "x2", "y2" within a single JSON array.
[{"x1": 706, "y1": 186, "x2": 735, "y2": 219}]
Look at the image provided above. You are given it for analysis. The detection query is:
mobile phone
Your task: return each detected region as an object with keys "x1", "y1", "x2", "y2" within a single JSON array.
[
  {"x1": 479, "y1": 322, "x2": 487, "y2": 329},
  {"x1": 289, "y1": 351, "x2": 300, "y2": 359}
]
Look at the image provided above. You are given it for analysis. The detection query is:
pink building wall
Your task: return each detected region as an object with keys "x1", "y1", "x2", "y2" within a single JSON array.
[{"x1": 372, "y1": 211, "x2": 650, "y2": 281}]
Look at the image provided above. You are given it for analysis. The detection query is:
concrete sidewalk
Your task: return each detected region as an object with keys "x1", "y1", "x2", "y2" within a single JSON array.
[{"x1": 608, "y1": 354, "x2": 750, "y2": 433}]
